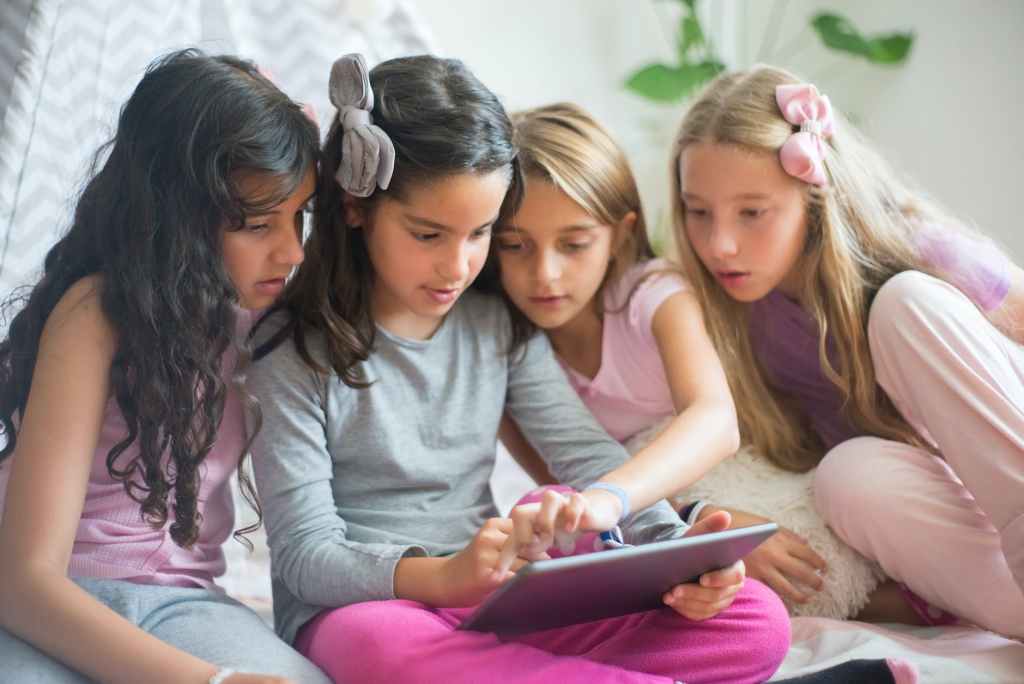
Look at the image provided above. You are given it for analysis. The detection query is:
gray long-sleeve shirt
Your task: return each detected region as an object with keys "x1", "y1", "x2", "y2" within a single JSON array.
[{"x1": 247, "y1": 290, "x2": 688, "y2": 643}]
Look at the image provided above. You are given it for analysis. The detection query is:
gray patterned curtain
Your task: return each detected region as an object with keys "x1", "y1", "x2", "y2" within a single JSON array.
[{"x1": 0, "y1": 0, "x2": 434, "y2": 302}]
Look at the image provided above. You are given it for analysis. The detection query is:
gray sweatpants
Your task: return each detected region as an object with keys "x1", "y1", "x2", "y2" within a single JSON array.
[{"x1": 0, "y1": 577, "x2": 331, "y2": 683}]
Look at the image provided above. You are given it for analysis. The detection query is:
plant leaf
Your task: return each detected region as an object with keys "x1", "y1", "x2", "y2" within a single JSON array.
[
  {"x1": 812, "y1": 13, "x2": 871, "y2": 57},
  {"x1": 868, "y1": 34, "x2": 914, "y2": 63},
  {"x1": 625, "y1": 64, "x2": 692, "y2": 102},
  {"x1": 625, "y1": 61, "x2": 723, "y2": 102},
  {"x1": 680, "y1": 14, "x2": 704, "y2": 54},
  {"x1": 811, "y1": 12, "x2": 914, "y2": 64},
  {"x1": 698, "y1": 58, "x2": 726, "y2": 78}
]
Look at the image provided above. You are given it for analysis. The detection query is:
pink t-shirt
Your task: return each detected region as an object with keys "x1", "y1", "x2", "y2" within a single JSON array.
[
  {"x1": 560, "y1": 259, "x2": 688, "y2": 441},
  {"x1": 0, "y1": 311, "x2": 254, "y2": 590}
]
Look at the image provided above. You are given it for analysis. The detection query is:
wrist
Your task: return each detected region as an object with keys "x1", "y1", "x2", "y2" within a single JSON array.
[
  {"x1": 583, "y1": 481, "x2": 630, "y2": 522},
  {"x1": 581, "y1": 487, "x2": 623, "y2": 522},
  {"x1": 395, "y1": 555, "x2": 449, "y2": 605}
]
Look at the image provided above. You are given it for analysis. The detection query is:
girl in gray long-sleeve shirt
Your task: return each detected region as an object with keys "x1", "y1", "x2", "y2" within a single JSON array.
[{"x1": 247, "y1": 53, "x2": 789, "y2": 684}]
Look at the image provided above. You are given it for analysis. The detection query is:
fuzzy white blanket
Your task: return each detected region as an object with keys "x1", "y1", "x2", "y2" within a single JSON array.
[{"x1": 625, "y1": 420, "x2": 887, "y2": 619}]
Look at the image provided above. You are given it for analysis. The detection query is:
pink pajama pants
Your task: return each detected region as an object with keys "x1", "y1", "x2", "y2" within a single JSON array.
[
  {"x1": 296, "y1": 487, "x2": 790, "y2": 683},
  {"x1": 814, "y1": 272, "x2": 1024, "y2": 637},
  {"x1": 296, "y1": 581, "x2": 788, "y2": 684}
]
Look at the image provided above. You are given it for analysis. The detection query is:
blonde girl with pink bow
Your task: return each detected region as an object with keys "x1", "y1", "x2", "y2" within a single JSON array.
[{"x1": 670, "y1": 65, "x2": 1024, "y2": 638}]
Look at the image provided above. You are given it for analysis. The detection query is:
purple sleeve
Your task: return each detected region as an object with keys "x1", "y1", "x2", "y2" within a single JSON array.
[{"x1": 914, "y1": 226, "x2": 1011, "y2": 312}]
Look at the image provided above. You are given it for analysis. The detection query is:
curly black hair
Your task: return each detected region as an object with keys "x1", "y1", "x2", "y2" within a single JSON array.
[{"x1": 0, "y1": 49, "x2": 320, "y2": 548}]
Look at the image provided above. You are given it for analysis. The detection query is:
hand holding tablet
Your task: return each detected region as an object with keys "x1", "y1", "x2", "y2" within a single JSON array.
[{"x1": 460, "y1": 520, "x2": 779, "y2": 635}]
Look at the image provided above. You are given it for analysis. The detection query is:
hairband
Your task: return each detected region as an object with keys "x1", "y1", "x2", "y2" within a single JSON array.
[
  {"x1": 775, "y1": 83, "x2": 835, "y2": 187},
  {"x1": 329, "y1": 53, "x2": 395, "y2": 197}
]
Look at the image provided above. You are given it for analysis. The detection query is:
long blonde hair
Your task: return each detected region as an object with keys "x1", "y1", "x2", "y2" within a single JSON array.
[{"x1": 671, "y1": 66, "x2": 957, "y2": 471}]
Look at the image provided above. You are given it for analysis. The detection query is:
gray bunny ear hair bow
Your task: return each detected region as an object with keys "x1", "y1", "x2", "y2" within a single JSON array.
[{"x1": 329, "y1": 53, "x2": 396, "y2": 198}]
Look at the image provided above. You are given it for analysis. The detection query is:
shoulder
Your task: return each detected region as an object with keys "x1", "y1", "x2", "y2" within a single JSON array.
[
  {"x1": 634, "y1": 258, "x2": 690, "y2": 293},
  {"x1": 249, "y1": 310, "x2": 327, "y2": 386},
  {"x1": 41, "y1": 275, "x2": 116, "y2": 360},
  {"x1": 607, "y1": 259, "x2": 689, "y2": 309}
]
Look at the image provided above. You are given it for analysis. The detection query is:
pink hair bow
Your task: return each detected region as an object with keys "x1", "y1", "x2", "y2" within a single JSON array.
[{"x1": 775, "y1": 84, "x2": 835, "y2": 187}]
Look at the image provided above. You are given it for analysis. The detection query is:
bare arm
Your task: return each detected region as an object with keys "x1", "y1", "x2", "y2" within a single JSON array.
[
  {"x1": 0, "y1": 280, "x2": 237, "y2": 684},
  {"x1": 595, "y1": 290, "x2": 740, "y2": 509},
  {"x1": 498, "y1": 412, "x2": 557, "y2": 486}
]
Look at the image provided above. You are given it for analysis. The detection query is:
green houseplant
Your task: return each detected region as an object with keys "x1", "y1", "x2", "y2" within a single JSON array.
[{"x1": 625, "y1": 0, "x2": 915, "y2": 104}]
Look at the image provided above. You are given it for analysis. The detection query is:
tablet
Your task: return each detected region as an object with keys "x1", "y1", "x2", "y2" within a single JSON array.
[{"x1": 458, "y1": 522, "x2": 778, "y2": 635}]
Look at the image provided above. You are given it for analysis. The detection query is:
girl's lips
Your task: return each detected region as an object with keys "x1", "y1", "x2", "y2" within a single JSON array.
[
  {"x1": 254, "y1": 278, "x2": 286, "y2": 295},
  {"x1": 529, "y1": 295, "x2": 568, "y2": 308},
  {"x1": 715, "y1": 271, "x2": 750, "y2": 286},
  {"x1": 426, "y1": 287, "x2": 459, "y2": 304}
]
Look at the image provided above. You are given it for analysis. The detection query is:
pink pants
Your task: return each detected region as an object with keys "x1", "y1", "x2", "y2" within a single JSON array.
[
  {"x1": 297, "y1": 486, "x2": 790, "y2": 683},
  {"x1": 814, "y1": 272, "x2": 1024, "y2": 637}
]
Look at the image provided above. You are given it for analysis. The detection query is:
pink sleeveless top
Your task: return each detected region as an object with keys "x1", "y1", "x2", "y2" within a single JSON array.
[
  {"x1": 67, "y1": 377, "x2": 244, "y2": 589},
  {"x1": 0, "y1": 311, "x2": 255, "y2": 590}
]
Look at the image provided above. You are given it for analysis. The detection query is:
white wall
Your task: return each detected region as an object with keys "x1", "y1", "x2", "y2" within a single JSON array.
[
  {"x1": 416, "y1": 1, "x2": 1024, "y2": 259},
  {"x1": 415, "y1": 0, "x2": 728, "y2": 247},
  {"x1": 738, "y1": 0, "x2": 1024, "y2": 257}
]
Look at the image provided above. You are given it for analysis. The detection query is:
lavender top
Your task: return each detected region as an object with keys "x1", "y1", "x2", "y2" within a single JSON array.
[{"x1": 749, "y1": 227, "x2": 1011, "y2": 450}]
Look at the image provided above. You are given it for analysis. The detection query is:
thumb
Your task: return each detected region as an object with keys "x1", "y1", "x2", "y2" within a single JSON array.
[{"x1": 684, "y1": 509, "x2": 731, "y2": 537}]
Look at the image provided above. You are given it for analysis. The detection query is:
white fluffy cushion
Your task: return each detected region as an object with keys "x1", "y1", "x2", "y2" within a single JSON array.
[{"x1": 626, "y1": 419, "x2": 886, "y2": 619}]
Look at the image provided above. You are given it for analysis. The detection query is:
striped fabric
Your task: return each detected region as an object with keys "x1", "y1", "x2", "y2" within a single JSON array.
[{"x1": 0, "y1": 0, "x2": 434, "y2": 304}]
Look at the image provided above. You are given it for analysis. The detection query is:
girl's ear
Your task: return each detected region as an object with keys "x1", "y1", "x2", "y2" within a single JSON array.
[
  {"x1": 617, "y1": 211, "x2": 638, "y2": 234},
  {"x1": 342, "y1": 192, "x2": 367, "y2": 228},
  {"x1": 613, "y1": 211, "x2": 639, "y2": 250}
]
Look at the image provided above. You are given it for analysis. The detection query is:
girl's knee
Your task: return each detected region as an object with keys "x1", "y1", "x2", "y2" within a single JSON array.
[
  {"x1": 310, "y1": 600, "x2": 405, "y2": 643},
  {"x1": 302, "y1": 602, "x2": 409, "y2": 683},
  {"x1": 813, "y1": 438, "x2": 887, "y2": 522},
  {"x1": 709, "y1": 579, "x2": 790, "y2": 680},
  {"x1": 868, "y1": 270, "x2": 974, "y2": 355},
  {"x1": 870, "y1": 271, "x2": 943, "y2": 325},
  {"x1": 740, "y1": 579, "x2": 791, "y2": 656}
]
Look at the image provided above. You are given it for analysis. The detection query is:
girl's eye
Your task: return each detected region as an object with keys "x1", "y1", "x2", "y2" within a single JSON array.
[
  {"x1": 412, "y1": 231, "x2": 439, "y2": 242},
  {"x1": 495, "y1": 230, "x2": 528, "y2": 252},
  {"x1": 497, "y1": 239, "x2": 524, "y2": 252},
  {"x1": 740, "y1": 208, "x2": 765, "y2": 219},
  {"x1": 471, "y1": 226, "x2": 492, "y2": 240},
  {"x1": 245, "y1": 223, "x2": 270, "y2": 233},
  {"x1": 563, "y1": 241, "x2": 591, "y2": 253},
  {"x1": 686, "y1": 208, "x2": 709, "y2": 219}
]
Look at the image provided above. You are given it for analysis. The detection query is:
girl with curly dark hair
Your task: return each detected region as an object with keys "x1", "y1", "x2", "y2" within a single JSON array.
[{"x1": 0, "y1": 49, "x2": 329, "y2": 684}]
